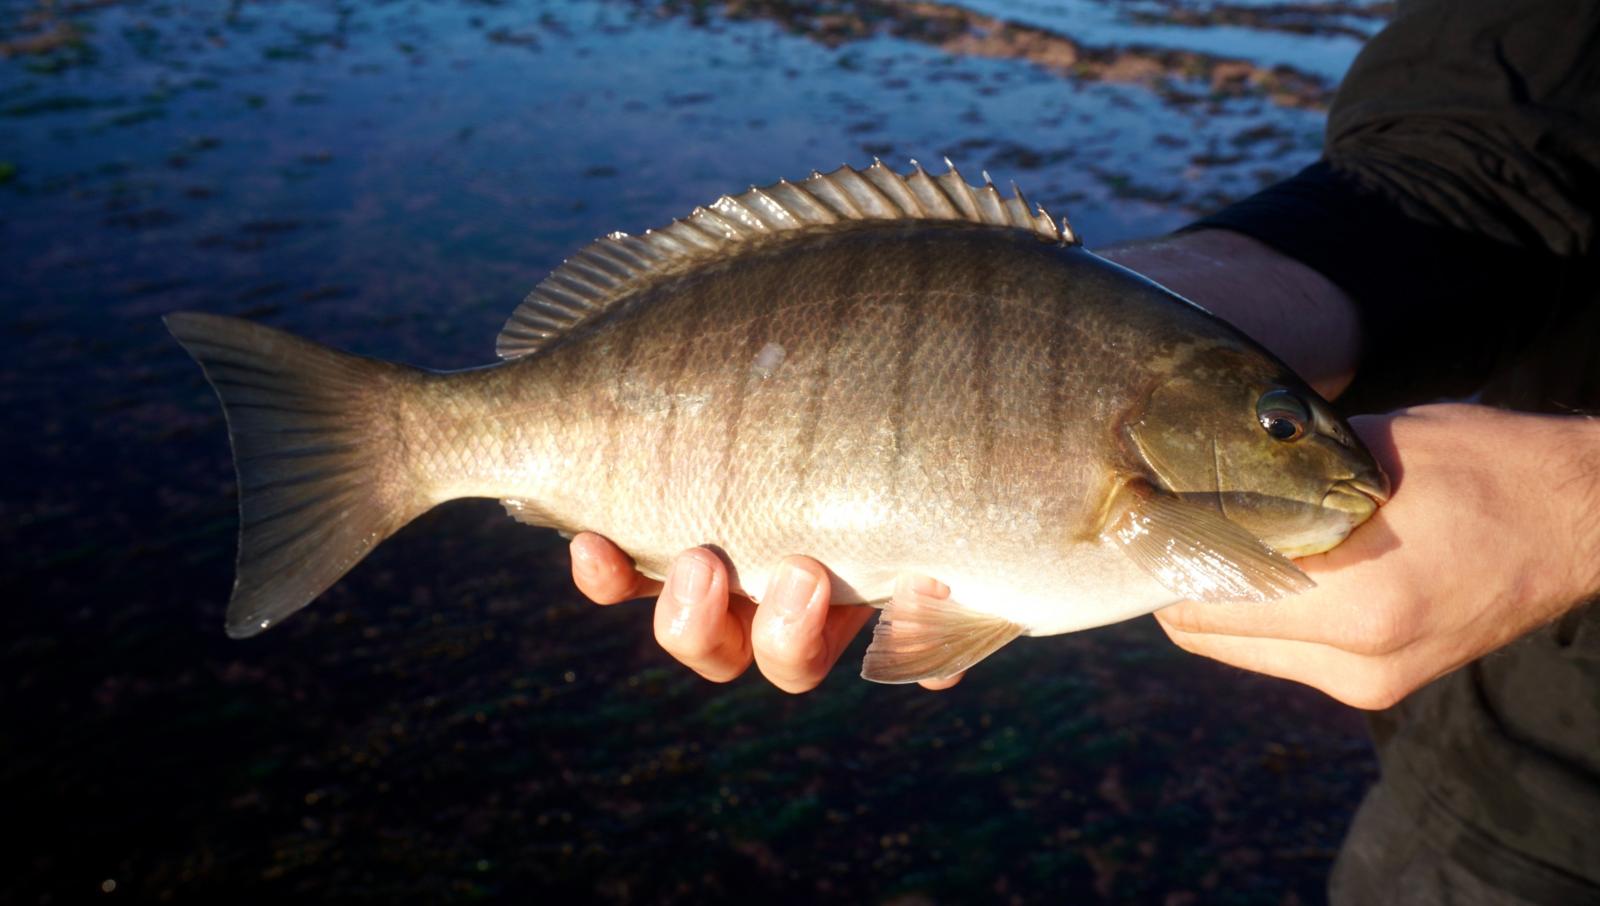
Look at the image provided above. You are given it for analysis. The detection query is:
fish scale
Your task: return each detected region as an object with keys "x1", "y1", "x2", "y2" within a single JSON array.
[
  {"x1": 166, "y1": 161, "x2": 1386, "y2": 682},
  {"x1": 427, "y1": 227, "x2": 1181, "y2": 602}
]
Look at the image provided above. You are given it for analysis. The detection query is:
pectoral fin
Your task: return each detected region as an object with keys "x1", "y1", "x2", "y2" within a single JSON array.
[
  {"x1": 1103, "y1": 480, "x2": 1313, "y2": 603},
  {"x1": 861, "y1": 577, "x2": 1024, "y2": 684}
]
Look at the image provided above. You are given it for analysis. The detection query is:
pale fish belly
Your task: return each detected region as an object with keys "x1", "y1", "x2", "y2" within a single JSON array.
[
  {"x1": 692, "y1": 520, "x2": 1178, "y2": 640},
  {"x1": 931, "y1": 542, "x2": 1180, "y2": 637}
]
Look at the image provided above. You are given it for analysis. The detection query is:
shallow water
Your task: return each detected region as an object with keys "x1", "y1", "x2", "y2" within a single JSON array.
[{"x1": 4, "y1": 1, "x2": 1384, "y2": 902}]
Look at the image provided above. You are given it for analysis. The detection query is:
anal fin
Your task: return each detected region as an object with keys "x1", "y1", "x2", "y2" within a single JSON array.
[{"x1": 861, "y1": 577, "x2": 1024, "y2": 684}]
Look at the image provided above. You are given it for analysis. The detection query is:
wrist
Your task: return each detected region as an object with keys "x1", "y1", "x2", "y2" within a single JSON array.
[
  {"x1": 1096, "y1": 229, "x2": 1362, "y2": 399},
  {"x1": 1432, "y1": 405, "x2": 1600, "y2": 625},
  {"x1": 1550, "y1": 414, "x2": 1600, "y2": 607}
]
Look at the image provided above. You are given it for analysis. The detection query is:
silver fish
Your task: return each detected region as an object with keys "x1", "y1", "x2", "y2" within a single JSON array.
[{"x1": 168, "y1": 161, "x2": 1388, "y2": 683}]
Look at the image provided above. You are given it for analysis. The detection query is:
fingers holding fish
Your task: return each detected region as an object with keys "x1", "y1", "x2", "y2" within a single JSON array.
[
  {"x1": 1154, "y1": 617, "x2": 1413, "y2": 711},
  {"x1": 654, "y1": 548, "x2": 757, "y2": 683},
  {"x1": 1152, "y1": 405, "x2": 1600, "y2": 709},
  {"x1": 1151, "y1": 561, "x2": 1421, "y2": 658},
  {"x1": 750, "y1": 558, "x2": 872, "y2": 694},
  {"x1": 573, "y1": 536, "x2": 945, "y2": 693},
  {"x1": 570, "y1": 532, "x2": 663, "y2": 605}
]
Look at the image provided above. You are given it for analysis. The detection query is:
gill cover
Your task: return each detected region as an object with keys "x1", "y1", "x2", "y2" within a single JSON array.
[{"x1": 1125, "y1": 348, "x2": 1386, "y2": 559}]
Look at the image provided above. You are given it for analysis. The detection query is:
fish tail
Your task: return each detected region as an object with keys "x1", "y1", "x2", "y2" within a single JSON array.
[{"x1": 165, "y1": 312, "x2": 430, "y2": 638}]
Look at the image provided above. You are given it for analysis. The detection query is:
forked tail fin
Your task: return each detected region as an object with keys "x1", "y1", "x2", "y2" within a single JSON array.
[{"x1": 166, "y1": 313, "x2": 429, "y2": 638}]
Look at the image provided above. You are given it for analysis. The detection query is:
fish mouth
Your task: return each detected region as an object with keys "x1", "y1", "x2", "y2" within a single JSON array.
[
  {"x1": 1322, "y1": 470, "x2": 1390, "y2": 516},
  {"x1": 1274, "y1": 475, "x2": 1386, "y2": 558}
]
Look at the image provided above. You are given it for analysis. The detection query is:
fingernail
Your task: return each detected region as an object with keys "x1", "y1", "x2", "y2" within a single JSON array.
[
  {"x1": 769, "y1": 561, "x2": 819, "y2": 617},
  {"x1": 671, "y1": 551, "x2": 712, "y2": 604}
]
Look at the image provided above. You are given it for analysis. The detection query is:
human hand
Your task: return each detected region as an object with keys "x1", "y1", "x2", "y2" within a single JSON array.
[
  {"x1": 569, "y1": 536, "x2": 963, "y2": 692},
  {"x1": 1155, "y1": 403, "x2": 1600, "y2": 710}
]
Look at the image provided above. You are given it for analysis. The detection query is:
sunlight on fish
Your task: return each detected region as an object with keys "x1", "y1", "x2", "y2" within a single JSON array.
[{"x1": 167, "y1": 160, "x2": 1387, "y2": 684}]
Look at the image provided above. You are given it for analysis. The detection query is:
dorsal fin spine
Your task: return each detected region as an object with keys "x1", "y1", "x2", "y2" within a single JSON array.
[
  {"x1": 525, "y1": 309, "x2": 569, "y2": 328},
  {"x1": 512, "y1": 305, "x2": 566, "y2": 327},
  {"x1": 770, "y1": 179, "x2": 839, "y2": 224},
  {"x1": 744, "y1": 186, "x2": 802, "y2": 228},
  {"x1": 865, "y1": 162, "x2": 927, "y2": 217},
  {"x1": 612, "y1": 234, "x2": 663, "y2": 264},
  {"x1": 573, "y1": 248, "x2": 634, "y2": 280},
  {"x1": 530, "y1": 294, "x2": 587, "y2": 318},
  {"x1": 976, "y1": 182, "x2": 1007, "y2": 224},
  {"x1": 1006, "y1": 182, "x2": 1032, "y2": 231},
  {"x1": 548, "y1": 271, "x2": 604, "y2": 295},
  {"x1": 504, "y1": 323, "x2": 555, "y2": 342},
  {"x1": 565, "y1": 258, "x2": 624, "y2": 288},
  {"x1": 664, "y1": 219, "x2": 723, "y2": 251},
  {"x1": 689, "y1": 206, "x2": 747, "y2": 240},
  {"x1": 805, "y1": 175, "x2": 866, "y2": 219},
  {"x1": 831, "y1": 166, "x2": 896, "y2": 218},
  {"x1": 590, "y1": 241, "x2": 650, "y2": 271},
  {"x1": 494, "y1": 161, "x2": 1079, "y2": 360},
  {"x1": 644, "y1": 227, "x2": 689, "y2": 256},
  {"x1": 1060, "y1": 213, "x2": 1078, "y2": 244},
  {"x1": 1005, "y1": 192, "x2": 1028, "y2": 230},
  {"x1": 592, "y1": 242, "x2": 643, "y2": 271},
  {"x1": 904, "y1": 164, "x2": 960, "y2": 218},
  {"x1": 1033, "y1": 204, "x2": 1054, "y2": 234},
  {"x1": 937, "y1": 169, "x2": 982, "y2": 219},
  {"x1": 710, "y1": 195, "x2": 771, "y2": 233},
  {"x1": 535, "y1": 285, "x2": 593, "y2": 312},
  {"x1": 505, "y1": 325, "x2": 557, "y2": 344}
]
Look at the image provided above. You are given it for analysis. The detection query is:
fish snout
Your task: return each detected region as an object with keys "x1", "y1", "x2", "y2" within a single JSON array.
[{"x1": 1322, "y1": 467, "x2": 1390, "y2": 517}]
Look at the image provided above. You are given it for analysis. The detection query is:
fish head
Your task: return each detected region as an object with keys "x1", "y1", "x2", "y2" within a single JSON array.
[{"x1": 1125, "y1": 346, "x2": 1388, "y2": 558}]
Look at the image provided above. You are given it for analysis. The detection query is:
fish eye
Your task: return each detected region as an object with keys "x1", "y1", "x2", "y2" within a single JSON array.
[{"x1": 1256, "y1": 389, "x2": 1310, "y2": 442}]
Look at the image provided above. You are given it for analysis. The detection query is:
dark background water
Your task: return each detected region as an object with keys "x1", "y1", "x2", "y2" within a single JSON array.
[{"x1": 3, "y1": 1, "x2": 1390, "y2": 902}]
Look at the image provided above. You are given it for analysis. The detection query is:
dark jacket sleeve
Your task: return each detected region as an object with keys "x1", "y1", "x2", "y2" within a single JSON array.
[{"x1": 1187, "y1": 0, "x2": 1600, "y2": 403}]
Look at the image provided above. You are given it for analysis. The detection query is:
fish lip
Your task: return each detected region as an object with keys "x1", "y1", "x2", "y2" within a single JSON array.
[{"x1": 1327, "y1": 472, "x2": 1390, "y2": 509}]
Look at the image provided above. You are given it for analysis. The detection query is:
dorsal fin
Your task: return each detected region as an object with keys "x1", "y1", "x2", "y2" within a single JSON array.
[{"x1": 495, "y1": 160, "x2": 1079, "y2": 359}]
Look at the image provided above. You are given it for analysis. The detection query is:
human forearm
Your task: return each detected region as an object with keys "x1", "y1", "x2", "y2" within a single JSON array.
[
  {"x1": 1096, "y1": 230, "x2": 1363, "y2": 399},
  {"x1": 1536, "y1": 413, "x2": 1600, "y2": 614}
]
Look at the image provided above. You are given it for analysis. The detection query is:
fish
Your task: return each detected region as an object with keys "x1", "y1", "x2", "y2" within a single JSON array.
[{"x1": 167, "y1": 160, "x2": 1389, "y2": 684}]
